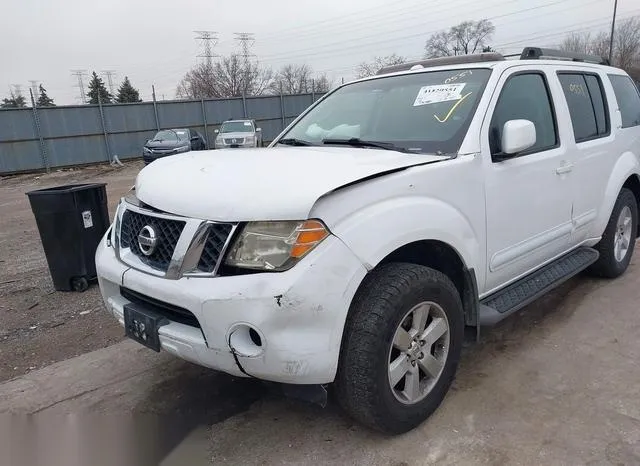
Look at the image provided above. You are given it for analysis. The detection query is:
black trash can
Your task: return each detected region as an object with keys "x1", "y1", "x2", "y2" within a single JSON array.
[{"x1": 26, "y1": 183, "x2": 110, "y2": 292}]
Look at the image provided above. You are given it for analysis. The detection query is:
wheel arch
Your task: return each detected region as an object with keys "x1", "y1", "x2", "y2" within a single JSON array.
[
  {"x1": 596, "y1": 152, "x2": 640, "y2": 238},
  {"x1": 622, "y1": 174, "x2": 640, "y2": 237},
  {"x1": 346, "y1": 240, "x2": 479, "y2": 332}
]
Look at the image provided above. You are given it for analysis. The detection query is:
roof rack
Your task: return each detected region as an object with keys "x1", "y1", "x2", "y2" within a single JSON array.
[
  {"x1": 376, "y1": 52, "x2": 505, "y2": 75},
  {"x1": 520, "y1": 47, "x2": 610, "y2": 66}
]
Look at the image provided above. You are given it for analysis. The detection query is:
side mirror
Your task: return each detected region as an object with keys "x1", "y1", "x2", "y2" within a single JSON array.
[
  {"x1": 256, "y1": 127, "x2": 262, "y2": 132},
  {"x1": 214, "y1": 129, "x2": 220, "y2": 134},
  {"x1": 501, "y1": 119, "x2": 536, "y2": 155}
]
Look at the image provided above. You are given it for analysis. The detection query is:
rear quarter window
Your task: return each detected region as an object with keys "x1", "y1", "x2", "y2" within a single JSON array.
[{"x1": 608, "y1": 75, "x2": 640, "y2": 128}]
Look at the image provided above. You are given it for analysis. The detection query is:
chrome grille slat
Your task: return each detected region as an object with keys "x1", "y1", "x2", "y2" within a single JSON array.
[
  {"x1": 197, "y1": 224, "x2": 234, "y2": 272},
  {"x1": 115, "y1": 200, "x2": 235, "y2": 279},
  {"x1": 120, "y1": 210, "x2": 185, "y2": 271}
]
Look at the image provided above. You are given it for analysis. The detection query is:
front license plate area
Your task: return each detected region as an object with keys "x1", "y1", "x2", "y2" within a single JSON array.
[{"x1": 124, "y1": 303, "x2": 168, "y2": 352}]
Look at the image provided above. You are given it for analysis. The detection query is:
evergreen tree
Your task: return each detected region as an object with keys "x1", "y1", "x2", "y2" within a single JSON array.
[
  {"x1": 116, "y1": 76, "x2": 142, "y2": 103},
  {"x1": 36, "y1": 84, "x2": 55, "y2": 107},
  {"x1": 86, "y1": 71, "x2": 112, "y2": 104},
  {"x1": 1, "y1": 90, "x2": 27, "y2": 108}
]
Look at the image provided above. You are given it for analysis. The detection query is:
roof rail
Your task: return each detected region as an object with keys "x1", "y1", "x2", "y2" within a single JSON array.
[
  {"x1": 520, "y1": 47, "x2": 610, "y2": 66},
  {"x1": 376, "y1": 52, "x2": 505, "y2": 75}
]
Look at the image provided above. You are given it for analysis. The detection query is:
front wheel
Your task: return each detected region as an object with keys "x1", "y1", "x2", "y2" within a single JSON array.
[
  {"x1": 589, "y1": 188, "x2": 638, "y2": 278},
  {"x1": 335, "y1": 263, "x2": 464, "y2": 434}
]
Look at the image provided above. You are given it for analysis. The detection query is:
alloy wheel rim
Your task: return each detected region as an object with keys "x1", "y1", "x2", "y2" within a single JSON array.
[
  {"x1": 388, "y1": 301, "x2": 450, "y2": 405},
  {"x1": 614, "y1": 206, "x2": 633, "y2": 263}
]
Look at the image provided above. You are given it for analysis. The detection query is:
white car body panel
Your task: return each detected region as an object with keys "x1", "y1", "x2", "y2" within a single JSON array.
[
  {"x1": 95, "y1": 59, "x2": 640, "y2": 384},
  {"x1": 134, "y1": 147, "x2": 443, "y2": 221}
]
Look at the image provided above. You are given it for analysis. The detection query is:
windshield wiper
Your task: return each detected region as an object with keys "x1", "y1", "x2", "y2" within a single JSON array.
[
  {"x1": 322, "y1": 138, "x2": 409, "y2": 153},
  {"x1": 278, "y1": 137, "x2": 314, "y2": 146}
]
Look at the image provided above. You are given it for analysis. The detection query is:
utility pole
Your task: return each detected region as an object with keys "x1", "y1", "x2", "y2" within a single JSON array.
[
  {"x1": 71, "y1": 70, "x2": 88, "y2": 103},
  {"x1": 234, "y1": 32, "x2": 255, "y2": 95},
  {"x1": 194, "y1": 30, "x2": 218, "y2": 68},
  {"x1": 101, "y1": 70, "x2": 117, "y2": 95},
  {"x1": 608, "y1": 0, "x2": 618, "y2": 64},
  {"x1": 11, "y1": 84, "x2": 23, "y2": 98},
  {"x1": 28, "y1": 80, "x2": 40, "y2": 101}
]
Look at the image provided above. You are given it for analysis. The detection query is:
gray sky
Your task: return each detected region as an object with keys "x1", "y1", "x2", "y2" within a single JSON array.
[{"x1": 2, "y1": 0, "x2": 638, "y2": 105}]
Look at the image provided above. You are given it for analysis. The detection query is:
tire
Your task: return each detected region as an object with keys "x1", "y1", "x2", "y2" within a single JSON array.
[
  {"x1": 335, "y1": 263, "x2": 464, "y2": 434},
  {"x1": 71, "y1": 277, "x2": 89, "y2": 292},
  {"x1": 589, "y1": 188, "x2": 638, "y2": 278}
]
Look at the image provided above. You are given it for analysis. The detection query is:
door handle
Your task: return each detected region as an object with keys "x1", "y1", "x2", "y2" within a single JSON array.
[{"x1": 555, "y1": 162, "x2": 574, "y2": 175}]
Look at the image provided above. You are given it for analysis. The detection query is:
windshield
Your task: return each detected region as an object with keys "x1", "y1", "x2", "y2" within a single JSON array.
[
  {"x1": 152, "y1": 130, "x2": 189, "y2": 142},
  {"x1": 221, "y1": 121, "x2": 254, "y2": 133},
  {"x1": 281, "y1": 68, "x2": 492, "y2": 154}
]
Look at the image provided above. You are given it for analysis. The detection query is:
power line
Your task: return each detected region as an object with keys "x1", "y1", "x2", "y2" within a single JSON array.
[
  {"x1": 71, "y1": 70, "x2": 88, "y2": 104},
  {"x1": 101, "y1": 71, "x2": 117, "y2": 95},
  {"x1": 194, "y1": 30, "x2": 218, "y2": 68}
]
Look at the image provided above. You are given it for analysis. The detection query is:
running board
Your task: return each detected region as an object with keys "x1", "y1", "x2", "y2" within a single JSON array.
[{"x1": 479, "y1": 247, "x2": 599, "y2": 326}]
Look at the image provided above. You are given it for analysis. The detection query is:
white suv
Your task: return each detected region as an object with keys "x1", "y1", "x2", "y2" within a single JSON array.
[{"x1": 96, "y1": 48, "x2": 640, "y2": 434}]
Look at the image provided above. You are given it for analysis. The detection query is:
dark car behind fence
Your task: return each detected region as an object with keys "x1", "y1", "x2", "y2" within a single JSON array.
[{"x1": 0, "y1": 92, "x2": 324, "y2": 175}]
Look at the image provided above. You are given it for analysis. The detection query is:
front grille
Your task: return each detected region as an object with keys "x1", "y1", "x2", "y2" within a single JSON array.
[
  {"x1": 121, "y1": 287, "x2": 201, "y2": 328},
  {"x1": 120, "y1": 210, "x2": 185, "y2": 271},
  {"x1": 224, "y1": 138, "x2": 244, "y2": 145},
  {"x1": 197, "y1": 223, "x2": 234, "y2": 272}
]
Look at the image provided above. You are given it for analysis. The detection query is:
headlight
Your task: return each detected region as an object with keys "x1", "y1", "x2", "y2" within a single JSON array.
[
  {"x1": 244, "y1": 135, "x2": 255, "y2": 144},
  {"x1": 143, "y1": 147, "x2": 151, "y2": 154},
  {"x1": 175, "y1": 145, "x2": 190, "y2": 153},
  {"x1": 225, "y1": 220, "x2": 329, "y2": 271}
]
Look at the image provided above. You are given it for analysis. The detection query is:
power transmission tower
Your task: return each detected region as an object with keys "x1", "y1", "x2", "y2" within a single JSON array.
[
  {"x1": 101, "y1": 70, "x2": 117, "y2": 95},
  {"x1": 194, "y1": 30, "x2": 218, "y2": 68},
  {"x1": 234, "y1": 33, "x2": 256, "y2": 94},
  {"x1": 71, "y1": 70, "x2": 88, "y2": 103},
  {"x1": 28, "y1": 80, "x2": 40, "y2": 100},
  {"x1": 11, "y1": 84, "x2": 23, "y2": 97}
]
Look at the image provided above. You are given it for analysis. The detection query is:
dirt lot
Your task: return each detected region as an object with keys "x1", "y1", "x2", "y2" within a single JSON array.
[{"x1": 0, "y1": 161, "x2": 143, "y2": 382}]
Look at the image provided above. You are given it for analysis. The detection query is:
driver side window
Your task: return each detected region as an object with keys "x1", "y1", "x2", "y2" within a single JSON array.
[{"x1": 490, "y1": 72, "x2": 558, "y2": 157}]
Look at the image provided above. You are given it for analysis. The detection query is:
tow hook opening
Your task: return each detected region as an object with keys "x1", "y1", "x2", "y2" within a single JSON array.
[{"x1": 228, "y1": 323, "x2": 265, "y2": 357}]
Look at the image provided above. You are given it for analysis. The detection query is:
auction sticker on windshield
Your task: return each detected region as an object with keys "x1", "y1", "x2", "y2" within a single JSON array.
[{"x1": 413, "y1": 83, "x2": 466, "y2": 106}]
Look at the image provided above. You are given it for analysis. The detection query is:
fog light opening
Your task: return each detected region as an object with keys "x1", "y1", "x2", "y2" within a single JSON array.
[
  {"x1": 249, "y1": 328, "x2": 262, "y2": 347},
  {"x1": 228, "y1": 324, "x2": 265, "y2": 357}
]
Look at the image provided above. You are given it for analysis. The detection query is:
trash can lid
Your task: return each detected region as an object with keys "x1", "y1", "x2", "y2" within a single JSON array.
[{"x1": 26, "y1": 183, "x2": 107, "y2": 197}]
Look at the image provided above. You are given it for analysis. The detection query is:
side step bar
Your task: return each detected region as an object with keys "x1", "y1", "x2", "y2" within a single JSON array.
[{"x1": 479, "y1": 247, "x2": 599, "y2": 326}]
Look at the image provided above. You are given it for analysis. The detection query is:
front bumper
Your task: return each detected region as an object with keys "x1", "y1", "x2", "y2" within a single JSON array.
[{"x1": 96, "y1": 233, "x2": 367, "y2": 384}]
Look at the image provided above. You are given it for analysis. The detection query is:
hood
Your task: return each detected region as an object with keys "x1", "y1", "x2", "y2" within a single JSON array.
[
  {"x1": 145, "y1": 139, "x2": 188, "y2": 150},
  {"x1": 217, "y1": 131, "x2": 254, "y2": 139},
  {"x1": 135, "y1": 146, "x2": 445, "y2": 221}
]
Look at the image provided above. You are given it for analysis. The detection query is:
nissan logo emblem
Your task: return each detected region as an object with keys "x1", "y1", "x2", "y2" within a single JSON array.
[{"x1": 137, "y1": 225, "x2": 158, "y2": 256}]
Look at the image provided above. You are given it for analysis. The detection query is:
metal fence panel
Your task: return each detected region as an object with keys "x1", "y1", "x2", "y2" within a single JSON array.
[
  {"x1": 37, "y1": 105, "x2": 103, "y2": 138},
  {"x1": 47, "y1": 135, "x2": 108, "y2": 166},
  {"x1": 0, "y1": 108, "x2": 34, "y2": 142},
  {"x1": 102, "y1": 103, "x2": 157, "y2": 133},
  {"x1": 0, "y1": 92, "x2": 320, "y2": 174},
  {"x1": 0, "y1": 141, "x2": 43, "y2": 172},
  {"x1": 157, "y1": 101, "x2": 205, "y2": 129}
]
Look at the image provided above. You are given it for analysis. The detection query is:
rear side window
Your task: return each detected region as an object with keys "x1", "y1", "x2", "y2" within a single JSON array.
[
  {"x1": 558, "y1": 73, "x2": 609, "y2": 142},
  {"x1": 490, "y1": 72, "x2": 558, "y2": 156},
  {"x1": 608, "y1": 75, "x2": 640, "y2": 128}
]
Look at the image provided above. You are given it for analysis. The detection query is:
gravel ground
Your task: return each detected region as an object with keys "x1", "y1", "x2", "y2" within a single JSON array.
[{"x1": 0, "y1": 161, "x2": 143, "y2": 382}]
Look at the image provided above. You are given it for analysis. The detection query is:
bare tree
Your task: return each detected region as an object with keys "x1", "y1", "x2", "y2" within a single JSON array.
[
  {"x1": 560, "y1": 16, "x2": 640, "y2": 72},
  {"x1": 272, "y1": 64, "x2": 312, "y2": 94},
  {"x1": 561, "y1": 32, "x2": 593, "y2": 54},
  {"x1": 355, "y1": 54, "x2": 406, "y2": 78},
  {"x1": 424, "y1": 20, "x2": 495, "y2": 58},
  {"x1": 270, "y1": 64, "x2": 333, "y2": 94},
  {"x1": 176, "y1": 54, "x2": 273, "y2": 99},
  {"x1": 614, "y1": 17, "x2": 640, "y2": 71},
  {"x1": 313, "y1": 74, "x2": 332, "y2": 93},
  {"x1": 561, "y1": 31, "x2": 612, "y2": 59}
]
